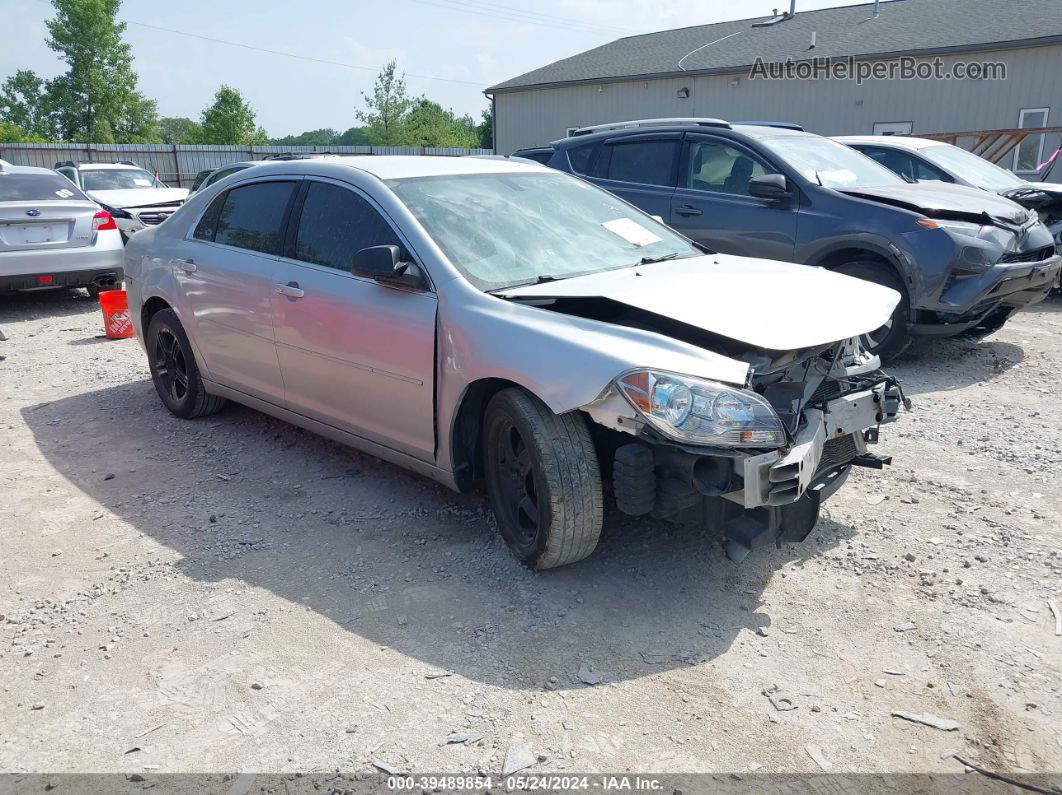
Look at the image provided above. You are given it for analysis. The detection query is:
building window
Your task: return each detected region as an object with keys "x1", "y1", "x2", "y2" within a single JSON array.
[
  {"x1": 1014, "y1": 108, "x2": 1050, "y2": 174},
  {"x1": 872, "y1": 121, "x2": 913, "y2": 136}
]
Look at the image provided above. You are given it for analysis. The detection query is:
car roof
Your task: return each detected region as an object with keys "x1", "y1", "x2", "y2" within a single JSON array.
[
  {"x1": 76, "y1": 162, "x2": 146, "y2": 170},
  {"x1": 0, "y1": 161, "x2": 62, "y2": 177},
  {"x1": 833, "y1": 136, "x2": 945, "y2": 150},
  {"x1": 235, "y1": 155, "x2": 547, "y2": 181},
  {"x1": 551, "y1": 122, "x2": 814, "y2": 147}
]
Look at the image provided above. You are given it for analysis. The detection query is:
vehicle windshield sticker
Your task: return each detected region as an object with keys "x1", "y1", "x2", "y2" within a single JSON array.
[
  {"x1": 55, "y1": 188, "x2": 74, "y2": 198},
  {"x1": 602, "y1": 218, "x2": 663, "y2": 247},
  {"x1": 132, "y1": 178, "x2": 153, "y2": 186}
]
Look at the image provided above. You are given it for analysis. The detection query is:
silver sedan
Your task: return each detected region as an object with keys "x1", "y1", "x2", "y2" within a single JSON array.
[
  {"x1": 123, "y1": 156, "x2": 905, "y2": 569},
  {"x1": 0, "y1": 160, "x2": 123, "y2": 295}
]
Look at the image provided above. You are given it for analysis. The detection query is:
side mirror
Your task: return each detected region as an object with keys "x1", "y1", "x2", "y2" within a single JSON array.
[
  {"x1": 351, "y1": 244, "x2": 425, "y2": 289},
  {"x1": 748, "y1": 173, "x2": 791, "y2": 202}
]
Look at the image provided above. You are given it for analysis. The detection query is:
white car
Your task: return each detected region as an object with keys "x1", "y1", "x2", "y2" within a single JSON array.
[
  {"x1": 0, "y1": 160, "x2": 123, "y2": 296},
  {"x1": 55, "y1": 161, "x2": 189, "y2": 241}
]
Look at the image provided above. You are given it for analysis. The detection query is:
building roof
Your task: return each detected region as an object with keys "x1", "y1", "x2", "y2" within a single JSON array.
[{"x1": 487, "y1": 0, "x2": 1062, "y2": 93}]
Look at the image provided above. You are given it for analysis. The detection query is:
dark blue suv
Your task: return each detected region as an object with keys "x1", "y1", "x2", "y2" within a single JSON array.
[{"x1": 518, "y1": 119, "x2": 1060, "y2": 359}]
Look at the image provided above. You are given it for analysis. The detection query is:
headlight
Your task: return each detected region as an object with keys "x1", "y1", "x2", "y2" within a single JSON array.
[
  {"x1": 916, "y1": 218, "x2": 984, "y2": 238},
  {"x1": 617, "y1": 370, "x2": 785, "y2": 448}
]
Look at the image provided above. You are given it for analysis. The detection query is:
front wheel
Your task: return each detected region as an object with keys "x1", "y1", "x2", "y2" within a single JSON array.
[
  {"x1": 834, "y1": 260, "x2": 911, "y2": 361},
  {"x1": 483, "y1": 388, "x2": 603, "y2": 570},
  {"x1": 146, "y1": 309, "x2": 226, "y2": 419}
]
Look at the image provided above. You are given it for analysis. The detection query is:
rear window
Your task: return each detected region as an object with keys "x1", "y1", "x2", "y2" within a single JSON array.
[
  {"x1": 602, "y1": 140, "x2": 678, "y2": 187},
  {"x1": 213, "y1": 181, "x2": 295, "y2": 255},
  {"x1": 0, "y1": 173, "x2": 88, "y2": 202}
]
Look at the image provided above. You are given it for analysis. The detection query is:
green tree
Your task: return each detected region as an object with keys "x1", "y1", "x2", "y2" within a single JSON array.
[
  {"x1": 158, "y1": 116, "x2": 201, "y2": 144},
  {"x1": 270, "y1": 127, "x2": 338, "y2": 146},
  {"x1": 336, "y1": 126, "x2": 369, "y2": 146},
  {"x1": 0, "y1": 120, "x2": 49, "y2": 143},
  {"x1": 476, "y1": 107, "x2": 493, "y2": 150},
  {"x1": 403, "y1": 99, "x2": 478, "y2": 148},
  {"x1": 43, "y1": 0, "x2": 159, "y2": 142},
  {"x1": 356, "y1": 61, "x2": 413, "y2": 146},
  {"x1": 0, "y1": 70, "x2": 53, "y2": 137},
  {"x1": 198, "y1": 85, "x2": 268, "y2": 145}
]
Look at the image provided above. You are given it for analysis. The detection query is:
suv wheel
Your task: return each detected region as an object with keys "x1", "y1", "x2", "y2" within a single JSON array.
[
  {"x1": 483, "y1": 388, "x2": 603, "y2": 570},
  {"x1": 146, "y1": 309, "x2": 226, "y2": 419},
  {"x1": 834, "y1": 260, "x2": 911, "y2": 360}
]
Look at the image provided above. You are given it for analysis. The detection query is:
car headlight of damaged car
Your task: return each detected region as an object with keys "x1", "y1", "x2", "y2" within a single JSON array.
[{"x1": 617, "y1": 370, "x2": 785, "y2": 448}]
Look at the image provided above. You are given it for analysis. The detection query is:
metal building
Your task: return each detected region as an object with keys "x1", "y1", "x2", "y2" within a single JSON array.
[{"x1": 487, "y1": 0, "x2": 1062, "y2": 177}]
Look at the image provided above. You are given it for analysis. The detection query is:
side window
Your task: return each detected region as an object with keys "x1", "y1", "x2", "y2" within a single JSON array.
[
  {"x1": 294, "y1": 182, "x2": 401, "y2": 273},
  {"x1": 57, "y1": 167, "x2": 79, "y2": 186},
  {"x1": 685, "y1": 140, "x2": 773, "y2": 195},
  {"x1": 193, "y1": 191, "x2": 227, "y2": 241},
  {"x1": 567, "y1": 142, "x2": 595, "y2": 174},
  {"x1": 214, "y1": 181, "x2": 295, "y2": 255},
  {"x1": 205, "y1": 166, "x2": 239, "y2": 187},
  {"x1": 911, "y1": 157, "x2": 952, "y2": 182},
  {"x1": 861, "y1": 147, "x2": 917, "y2": 181},
  {"x1": 603, "y1": 140, "x2": 678, "y2": 187}
]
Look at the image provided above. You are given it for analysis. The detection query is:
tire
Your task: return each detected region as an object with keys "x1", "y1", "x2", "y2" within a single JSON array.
[
  {"x1": 483, "y1": 388, "x2": 603, "y2": 570},
  {"x1": 834, "y1": 260, "x2": 912, "y2": 361},
  {"x1": 145, "y1": 309, "x2": 226, "y2": 419},
  {"x1": 85, "y1": 285, "x2": 101, "y2": 300}
]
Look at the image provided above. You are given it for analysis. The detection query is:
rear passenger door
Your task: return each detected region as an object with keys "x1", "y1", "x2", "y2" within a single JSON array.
[
  {"x1": 271, "y1": 179, "x2": 437, "y2": 461},
  {"x1": 586, "y1": 134, "x2": 679, "y2": 220},
  {"x1": 669, "y1": 135, "x2": 798, "y2": 261},
  {"x1": 172, "y1": 178, "x2": 296, "y2": 403}
]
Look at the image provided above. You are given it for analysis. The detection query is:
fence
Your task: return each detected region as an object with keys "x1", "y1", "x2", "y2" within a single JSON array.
[{"x1": 0, "y1": 142, "x2": 494, "y2": 188}]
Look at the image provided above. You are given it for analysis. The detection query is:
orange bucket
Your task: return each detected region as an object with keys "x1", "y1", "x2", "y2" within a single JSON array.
[{"x1": 99, "y1": 289, "x2": 135, "y2": 339}]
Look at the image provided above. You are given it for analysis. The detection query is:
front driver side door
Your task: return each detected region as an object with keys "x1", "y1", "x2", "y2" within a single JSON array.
[
  {"x1": 669, "y1": 135, "x2": 799, "y2": 262},
  {"x1": 271, "y1": 179, "x2": 437, "y2": 462}
]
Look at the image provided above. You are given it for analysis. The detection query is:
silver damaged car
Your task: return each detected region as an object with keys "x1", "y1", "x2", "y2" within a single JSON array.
[{"x1": 123, "y1": 156, "x2": 908, "y2": 569}]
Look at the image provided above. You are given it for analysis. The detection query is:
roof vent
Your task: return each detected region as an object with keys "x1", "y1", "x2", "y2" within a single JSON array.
[{"x1": 753, "y1": 2, "x2": 796, "y2": 27}]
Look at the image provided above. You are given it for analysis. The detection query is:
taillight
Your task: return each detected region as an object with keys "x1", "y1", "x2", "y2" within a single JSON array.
[{"x1": 92, "y1": 210, "x2": 117, "y2": 232}]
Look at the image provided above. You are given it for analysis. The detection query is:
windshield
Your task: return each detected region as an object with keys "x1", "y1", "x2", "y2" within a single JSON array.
[
  {"x1": 81, "y1": 168, "x2": 165, "y2": 191},
  {"x1": 761, "y1": 135, "x2": 904, "y2": 189},
  {"x1": 920, "y1": 144, "x2": 1025, "y2": 192},
  {"x1": 388, "y1": 171, "x2": 699, "y2": 291},
  {"x1": 0, "y1": 173, "x2": 89, "y2": 202}
]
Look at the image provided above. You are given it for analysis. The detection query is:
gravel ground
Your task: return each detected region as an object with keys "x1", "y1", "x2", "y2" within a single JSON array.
[{"x1": 1, "y1": 290, "x2": 1060, "y2": 788}]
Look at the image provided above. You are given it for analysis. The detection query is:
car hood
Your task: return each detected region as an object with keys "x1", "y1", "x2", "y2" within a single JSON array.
[
  {"x1": 86, "y1": 187, "x2": 189, "y2": 209},
  {"x1": 1001, "y1": 182, "x2": 1062, "y2": 214},
  {"x1": 499, "y1": 254, "x2": 899, "y2": 351},
  {"x1": 840, "y1": 182, "x2": 1033, "y2": 226}
]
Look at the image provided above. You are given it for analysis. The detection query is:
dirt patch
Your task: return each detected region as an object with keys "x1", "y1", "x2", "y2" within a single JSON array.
[{"x1": 1, "y1": 289, "x2": 1060, "y2": 781}]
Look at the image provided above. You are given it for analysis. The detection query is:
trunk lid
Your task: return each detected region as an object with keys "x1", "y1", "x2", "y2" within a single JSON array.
[
  {"x1": 499, "y1": 255, "x2": 900, "y2": 351},
  {"x1": 0, "y1": 201, "x2": 101, "y2": 252}
]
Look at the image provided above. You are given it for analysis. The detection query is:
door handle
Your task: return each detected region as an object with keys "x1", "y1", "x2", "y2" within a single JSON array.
[
  {"x1": 174, "y1": 258, "x2": 196, "y2": 273},
  {"x1": 675, "y1": 205, "x2": 703, "y2": 217},
  {"x1": 274, "y1": 281, "x2": 305, "y2": 300}
]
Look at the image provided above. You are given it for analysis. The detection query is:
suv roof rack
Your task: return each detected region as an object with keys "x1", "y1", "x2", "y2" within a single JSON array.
[
  {"x1": 53, "y1": 159, "x2": 142, "y2": 168},
  {"x1": 733, "y1": 121, "x2": 805, "y2": 131},
  {"x1": 572, "y1": 118, "x2": 731, "y2": 136}
]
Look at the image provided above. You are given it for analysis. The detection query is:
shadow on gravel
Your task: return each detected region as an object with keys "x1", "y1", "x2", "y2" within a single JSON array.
[
  {"x1": 889, "y1": 337, "x2": 1025, "y2": 396},
  {"x1": 23, "y1": 380, "x2": 857, "y2": 690},
  {"x1": 0, "y1": 288, "x2": 100, "y2": 324}
]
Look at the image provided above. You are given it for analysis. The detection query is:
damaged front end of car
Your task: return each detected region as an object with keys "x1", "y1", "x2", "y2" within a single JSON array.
[{"x1": 583, "y1": 338, "x2": 909, "y2": 562}]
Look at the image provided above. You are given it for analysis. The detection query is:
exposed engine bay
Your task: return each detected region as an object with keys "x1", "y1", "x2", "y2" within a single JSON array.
[{"x1": 514, "y1": 295, "x2": 910, "y2": 562}]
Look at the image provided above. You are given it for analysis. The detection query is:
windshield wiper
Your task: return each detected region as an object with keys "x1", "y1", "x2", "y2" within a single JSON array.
[
  {"x1": 637, "y1": 252, "x2": 680, "y2": 265},
  {"x1": 488, "y1": 274, "x2": 569, "y2": 293}
]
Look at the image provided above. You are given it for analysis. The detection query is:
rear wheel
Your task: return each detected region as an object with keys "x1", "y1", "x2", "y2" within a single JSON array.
[
  {"x1": 834, "y1": 260, "x2": 911, "y2": 361},
  {"x1": 146, "y1": 309, "x2": 226, "y2": 419},
  {"x1": 483, "y1": 388, "x2": 603, "y2": 570}
]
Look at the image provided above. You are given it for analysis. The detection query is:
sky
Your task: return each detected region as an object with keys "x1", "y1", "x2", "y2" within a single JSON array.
[{"x1": 5, "y1": 0, "x2": 866, "y2": 137}]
